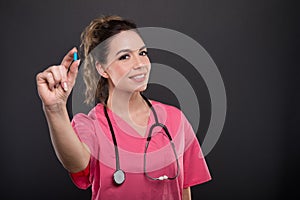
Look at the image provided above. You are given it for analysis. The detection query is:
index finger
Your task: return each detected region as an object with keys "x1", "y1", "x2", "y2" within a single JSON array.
[{"x1": 61, "y1": 47, "x2": 78, "y2": 68}]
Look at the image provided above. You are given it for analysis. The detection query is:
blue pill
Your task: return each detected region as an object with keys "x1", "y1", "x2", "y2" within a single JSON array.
[{"x1": 73, "y1": 52, "x2": 78, "y2": 61}]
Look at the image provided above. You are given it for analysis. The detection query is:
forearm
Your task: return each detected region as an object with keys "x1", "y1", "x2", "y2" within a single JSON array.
[
  {"x1": 183, "y1": 187, "x2": 191, "y2": 200},
  {"x1": 44, "y1": 103, "x2": 90, "y2": 172}
]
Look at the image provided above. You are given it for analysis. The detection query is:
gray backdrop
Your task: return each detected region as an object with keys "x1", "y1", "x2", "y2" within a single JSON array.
[{"x1": 0, "y1": 0, "x2": 298, "y2": 199}]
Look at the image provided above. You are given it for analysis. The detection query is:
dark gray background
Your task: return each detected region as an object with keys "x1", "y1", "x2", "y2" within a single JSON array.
[{"x1": 0, "y1": 0, "x2": 298, "y2": 199}]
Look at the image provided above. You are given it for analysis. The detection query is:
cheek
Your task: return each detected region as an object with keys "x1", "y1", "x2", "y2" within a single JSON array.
[
  {"x1": 143, "y1": 56, "x2": 150, "y2": 64},
  {"x1": 145, "y1": 58, "x2": 151, "y2": 70},
  {"x1": 108, "y1": 64, "x2": 130, "y2": 80}
]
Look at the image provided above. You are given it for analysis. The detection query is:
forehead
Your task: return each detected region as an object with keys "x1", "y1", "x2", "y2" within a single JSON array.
[{"x1": 108, "y1": 30, "x2": 145, "y2": 54}]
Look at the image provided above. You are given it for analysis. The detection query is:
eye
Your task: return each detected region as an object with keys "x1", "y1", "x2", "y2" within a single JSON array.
[
  {"x1": 119, "y1": 54, "x2": 130, "y2": 60},
  {"x1": 139, "y1": 50, "x2": 148, "y2": 56}
]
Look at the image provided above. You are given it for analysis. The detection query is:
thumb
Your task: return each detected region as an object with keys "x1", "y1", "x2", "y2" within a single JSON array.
[{"x1": 67, "y1": 59, "x2": 81, "y2": 87}]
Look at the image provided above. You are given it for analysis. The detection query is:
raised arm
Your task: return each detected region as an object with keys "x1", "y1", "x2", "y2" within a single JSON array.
[
  {"x1": 183, "y1": 187, "x2": 191, "y2": 200},
  {"x1": 36, "y1": 48, "x2": 90, "y2": 172}
]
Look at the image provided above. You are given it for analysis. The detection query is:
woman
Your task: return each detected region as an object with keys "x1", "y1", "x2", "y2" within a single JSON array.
[{"x1": 36, "y1": 15, "x2": 211, "y2": 200}]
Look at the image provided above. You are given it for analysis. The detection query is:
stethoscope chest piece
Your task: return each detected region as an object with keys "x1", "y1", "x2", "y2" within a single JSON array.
[{"x1": 113, "y1": 169, "x2": 125, "y2": 185}]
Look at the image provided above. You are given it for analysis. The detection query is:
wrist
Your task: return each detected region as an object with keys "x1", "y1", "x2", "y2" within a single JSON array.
[{"x1": 43, "y1": 102, "x2": 67, "y2": 114}]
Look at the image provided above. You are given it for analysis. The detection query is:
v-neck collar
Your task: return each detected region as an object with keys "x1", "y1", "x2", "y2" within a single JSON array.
[{"x1": 96, "y1": 102, "x2": 157, "y2": 139}]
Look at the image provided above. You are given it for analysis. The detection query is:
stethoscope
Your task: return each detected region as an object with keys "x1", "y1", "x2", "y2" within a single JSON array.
[{"x1": 103, "y1": 94, "x2": 180, "y2": 185}]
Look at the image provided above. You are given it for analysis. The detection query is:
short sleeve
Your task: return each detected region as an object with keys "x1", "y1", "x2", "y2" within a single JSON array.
[
  {"x1": 182, "y1": 114, "x2": 211, "y2": 188},
  {"x1": 69, "y1": 158, "x2": 90, "y2": 189},
  {"x1": 71, "y1": 113, "x2": 98, "y2": 152},
  {"x1": 69, "y1": 113, "x2": 98, "y2": 189}
]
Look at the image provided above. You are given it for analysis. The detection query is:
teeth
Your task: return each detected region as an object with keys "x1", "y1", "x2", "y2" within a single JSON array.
[{"x1": 132, "y1": 74, "x2": 145, "y2": 79}]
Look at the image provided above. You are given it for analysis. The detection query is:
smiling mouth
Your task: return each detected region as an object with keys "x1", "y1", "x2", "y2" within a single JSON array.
[{"x1": 129, "y1": 74, "x2": 146, "y2": 82}]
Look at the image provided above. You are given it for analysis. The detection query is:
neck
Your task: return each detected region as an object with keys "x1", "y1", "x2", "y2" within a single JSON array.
[
  {"x1": 106, "y1": 88, "x2": 151, "y2": 135},
  {"x1": 106, "y1": 89, "x2": 147, "y2": 116}
]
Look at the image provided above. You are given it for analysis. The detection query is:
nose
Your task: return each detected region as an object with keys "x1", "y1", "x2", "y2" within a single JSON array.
[{"x1": 132, "y1": 53, "x2": 146, "y2": 69}]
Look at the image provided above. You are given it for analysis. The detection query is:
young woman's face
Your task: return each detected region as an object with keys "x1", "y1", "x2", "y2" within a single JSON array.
[{"x1": 101, "y1": 30, "x2": 151, "y2": 93}]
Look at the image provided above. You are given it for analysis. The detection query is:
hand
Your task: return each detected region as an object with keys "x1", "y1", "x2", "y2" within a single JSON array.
[{"x1": 36, "y1": 47, "x2": 80, "y2": 108}]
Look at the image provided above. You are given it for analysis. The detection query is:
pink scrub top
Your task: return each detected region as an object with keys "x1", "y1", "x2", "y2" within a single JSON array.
[{"x1": 70, "y1": 100, "x2": 211, "y2": 200}]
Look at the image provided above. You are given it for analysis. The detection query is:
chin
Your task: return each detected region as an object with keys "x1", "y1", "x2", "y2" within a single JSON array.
[{"x1": 134, "y1": 84, "x2": 148, "y2": 92}]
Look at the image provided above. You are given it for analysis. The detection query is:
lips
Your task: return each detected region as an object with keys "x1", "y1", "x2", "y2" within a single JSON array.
[{"x1": 129, "y1": 73, "x2": 146, "y2": 82}]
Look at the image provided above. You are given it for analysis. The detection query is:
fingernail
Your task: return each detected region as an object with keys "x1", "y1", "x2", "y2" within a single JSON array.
[{"x1": 63, "y1": 82, "x2": 68, "y2": 92}]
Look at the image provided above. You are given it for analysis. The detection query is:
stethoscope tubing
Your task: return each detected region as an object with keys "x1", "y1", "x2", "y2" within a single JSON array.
[{"x1": 104, "y1": 93, "x2": 180, "y2": 185}]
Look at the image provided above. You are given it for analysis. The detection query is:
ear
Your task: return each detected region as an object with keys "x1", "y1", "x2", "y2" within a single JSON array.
[{"x1": 96, "y1": 61, "x2": 109, "y2": 78}]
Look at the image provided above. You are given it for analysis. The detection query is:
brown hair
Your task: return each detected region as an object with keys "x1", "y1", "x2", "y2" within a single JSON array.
[{"x1": 80, "y1": 15, "x2": 137, "y2": 105}]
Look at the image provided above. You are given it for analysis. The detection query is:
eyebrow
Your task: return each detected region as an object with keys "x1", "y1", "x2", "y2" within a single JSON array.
[{"x1": 115, "y1": 45, "x2": 146, "y2": 56}]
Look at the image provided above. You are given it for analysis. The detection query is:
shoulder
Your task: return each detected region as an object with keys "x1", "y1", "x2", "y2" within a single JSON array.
[
  {"x1": 152, "y1": 100, "x2": 197, "y2": 149},
  {"x1": 151, "y1": 100, "x2": 182, "y2": 115},
  {"x1": 151, "y1": 100, "x2": 189, "y2": 127},
  {"x1": 151, "y1": 100, "x2": 195, "y2": 135},
  {"x1": 151, "y1": 100, "x2": 187, "y2": 118},
  {"x1": 71, "y1": 104, "x2": 104, "y2": 125}
]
